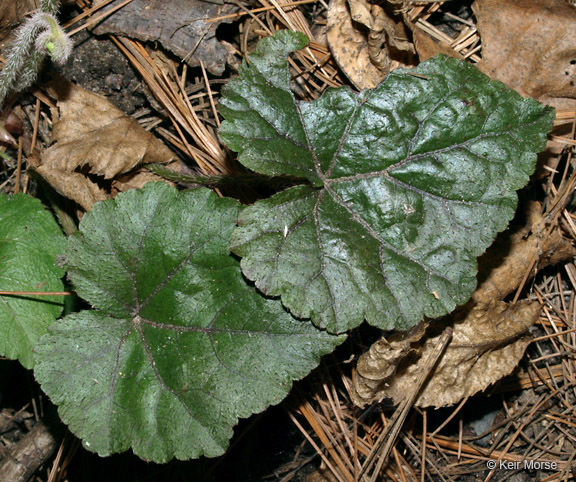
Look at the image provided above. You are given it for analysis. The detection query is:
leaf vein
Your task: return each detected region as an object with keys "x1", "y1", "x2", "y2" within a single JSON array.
[
  {"x1": 138, "y1": 195, "x2": 216, "y2": 312},
  {"x1": 324, "y1": 185, "x2": 453, "y2": 283}
]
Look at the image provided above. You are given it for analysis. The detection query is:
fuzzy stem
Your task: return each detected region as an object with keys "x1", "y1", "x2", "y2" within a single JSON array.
[
  {"x1": 41, "y1": 0, "x2": 61, "y2": 16},
  {"x1": 0, "y1": 1, "x2": 70, "y2": 107},
  {"x1": 0, "y1": 149, "x2": 14, "y2": 162},
  {"x1": 0, "y1": 21, "x2": 44, "y2": 106}
]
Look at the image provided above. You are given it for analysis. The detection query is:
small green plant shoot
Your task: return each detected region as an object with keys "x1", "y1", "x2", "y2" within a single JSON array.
[{"x1": 0, "y1": 30, "x2": 554, "y2": 462}]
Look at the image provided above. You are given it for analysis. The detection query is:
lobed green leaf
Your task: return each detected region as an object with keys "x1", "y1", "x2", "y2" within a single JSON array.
[
  {"x1": 220, "y1": 30, "x2": 555, "y2": 334},
  {"x1": 34, "y1": 183, "x2": 343, "y2": 462}
]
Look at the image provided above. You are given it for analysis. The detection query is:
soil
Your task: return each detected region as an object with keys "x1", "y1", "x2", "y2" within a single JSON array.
[{"x1": 54, "y1": 30, "x2": 146, "y2": 114}]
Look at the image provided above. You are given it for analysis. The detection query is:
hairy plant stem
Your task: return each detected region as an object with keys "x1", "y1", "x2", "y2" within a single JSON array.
[
  {"x1": 0, "y1": 0, "x2": 69, "y2": 107},
  {"x1": 41, "y1": 0, "x2": 61, "y2": 16}
]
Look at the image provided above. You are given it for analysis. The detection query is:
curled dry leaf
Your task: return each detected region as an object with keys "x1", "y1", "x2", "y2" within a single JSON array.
[
  {"x1": 327, "y1": 0, "x2": 385, "y2": 89},
  {"x1": 327, "y1": 0, "x2": 414, "y2": 89},
  {"x1": 474, "y1": 0, "x2": 576, "y2": 109},
  {"x1": 473, "y1": 202, "x2": 576, "y2": 304},
  {"x1": 351, "y1": 300, "x2": 540, "y2": 408},
  {"x1": 35, "y1": 78, "x2": 174, "y2": 210}
]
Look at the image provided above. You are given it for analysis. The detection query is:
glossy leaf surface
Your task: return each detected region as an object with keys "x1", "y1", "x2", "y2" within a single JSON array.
[
  {"x1": 34, "y1": 183, "x2": 343, "y2": 462},
  {"x1": 220, "y1": 31, "x2": 555, "y2": 333}
]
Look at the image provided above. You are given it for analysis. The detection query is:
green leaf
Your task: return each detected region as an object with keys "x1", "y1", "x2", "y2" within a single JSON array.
[
  {"x1": 0, "y1": 193, "x2": 65, "y2": 368},
  {"x1": 220, "y1": 31, "x2": 555, "y2": 334},
  {"x1": 34, "y1": 183, "x2": 343, "y2": 462}
]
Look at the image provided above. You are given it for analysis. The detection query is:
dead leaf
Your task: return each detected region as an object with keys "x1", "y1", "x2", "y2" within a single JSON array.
[
  {"x1": 473, "y1": 0, "x2": 576, "y2": 109},
  {"x1": 0, "y1": 0, "x2": 39, "y2": 46},
  {"x1": 327, "y1": 0, "x2": 384, "y2": 89},
  {"x1": 35, "y1": 77, "x2": 174, "y2": 210},
  {"x1": 327, "y1": 0, "x2": 415, "y2": 89},
  {"x1": 473, "y1": 202, "x2": 576, "y2": 304},
  {"x1": 411, "y1": 28, "x2": 464, "y2": 62},
  {"x1": 352, "y1": 300, "x2": 540, "y2": 408},
  {"x1": 112, "y1": 169, "x2": 167, "y2": 194},
  {"x1": 347, "y1": 0, "x2": 373, "y2": 28},
  {"x1": 93, "y1": 0, "x2": 240, "y2": 75}
]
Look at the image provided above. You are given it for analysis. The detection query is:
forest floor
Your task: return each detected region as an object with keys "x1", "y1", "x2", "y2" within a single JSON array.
[{"x1": 0, "y1": 0, "x2": 575, "y2": 481}]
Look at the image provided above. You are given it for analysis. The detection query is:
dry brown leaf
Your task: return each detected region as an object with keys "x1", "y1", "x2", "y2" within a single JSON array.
[
  {"x1": 93, "y1": 0, "x2": 239, "y2": 75},
  {"x1": 411, "y1": 28, "x2": 464, "y2": 62},
  {"x1": 473, "y1": 0, "x2": 576, "y2": 109},
  {"x1": 347, "y1": 0, "x2": 373, "y2": 28},
  {"x1": 327, "y1": 0, "x2": 385, "y2": 89},
  {"x1": 35, "y1": 77, "x2": 174, "y2": 210},
  {"x1": 352, "y1": 300, "x2": 540, "y2": 408},
  {"x1": 112, "y1": 169, "x2": 167, "y2": 194},
  {"x1": 0, "y1": 0, "x2": 39, "y2": 46},
  {"x1": 327, "y1": 0, "x2": 414, "y2": 89},
  {"x1": 473, "y1": 202, "x2": 576, "y2": 304}
]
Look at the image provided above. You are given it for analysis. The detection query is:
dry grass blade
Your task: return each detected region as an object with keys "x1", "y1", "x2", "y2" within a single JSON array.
[
  {"x1": 0, "y1": 291, "x2": 72, "y2": 296},
  {"x1": 65, "y1": 0, "x2": 135, "y2": 36},
  {"x1": 292, "y1": 386, "x2": 357, "y2": 481},
  {"x1": 207, "y1": 0, "x2": 318, "y2": 23},
  {"x1": 406, "y1": 2, "x2": 481, "y2": 62},
  {"x1": 512, "y1": 116, "x2": 576, "y2": 303},
  {"x1": 361, "y1": 328, "x2": 452, "y2": 481},
  {"x1": 260, "y1": 0, "x2": 314, "y2": 38},
  {"x1": 110, "y1": 37, "x2": 231, "y2": 176},
  {"x1": 14, "y1": 133, "x2": 22, "y2": 193},
  {"x1": 249, "y1": 0, "x2": 345, "y2": 96}
]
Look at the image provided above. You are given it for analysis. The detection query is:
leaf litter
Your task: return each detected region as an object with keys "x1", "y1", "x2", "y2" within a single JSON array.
[
  {"x1": 473, "y1": 200, "x2": 576, "y2": 304},
  {"x1": 93, "y1": 0, "x2": 241, "y2": 76},
  {"x1": 0, "y1": 0, "x2": 40, "y2": 45},
  {"x1": 351, "y1": 300, "x2": 541, "y2": 408},
  {"x1": 32, "y1": 76, "x2": 175, "y2": 210},
  {"x1": 326, "y1": 0, "x2": 416, "y2": 89},
  {"x1": 0, "y1": 0, "x2": 575, "y2": 479},
  {"x1": 474, "y1": 0, "x2": 576, "y2": 110}
]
